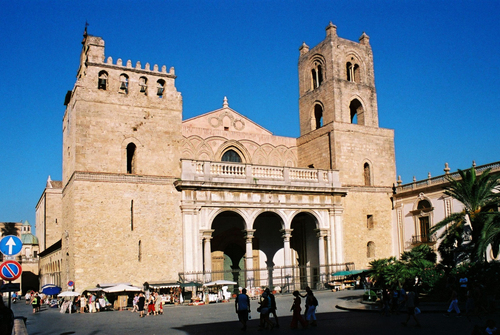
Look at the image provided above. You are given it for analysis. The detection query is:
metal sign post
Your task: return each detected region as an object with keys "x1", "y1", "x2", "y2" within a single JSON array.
[{"x1": 0, "y1": 235, "x2": 23, "y2": 310}]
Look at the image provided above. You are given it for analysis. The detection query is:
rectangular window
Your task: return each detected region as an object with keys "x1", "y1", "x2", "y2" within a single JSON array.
[{"x1": 367, "y1": 215, "x2": 374, "y2": 229}]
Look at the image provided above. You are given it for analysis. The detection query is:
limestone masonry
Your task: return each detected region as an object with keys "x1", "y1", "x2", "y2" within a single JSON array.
[{"x1": 36, "y1": 23, "x2": 398, "y2": 291}]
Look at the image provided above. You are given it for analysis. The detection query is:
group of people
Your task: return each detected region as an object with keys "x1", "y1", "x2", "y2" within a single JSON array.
[
  {"x1": 76, "y1": 293, "x2": 110, "y2": 313},
  {"x1": 235, "y1": 286, "x2": 318, "y2": 331},
  {"x1": 131, "y1": 292, "x2": 163, "y2": 318}
]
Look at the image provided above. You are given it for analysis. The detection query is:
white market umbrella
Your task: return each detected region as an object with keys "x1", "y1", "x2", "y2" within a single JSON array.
[
  {"x1": 58, "y1": 291, "x2": 81, "y2": 297},
  {"x1": 103, "y1": 284, "x2": 142, "y2": 293},
  {"x1": 203, "y1": 280, "x2": 237, "y2": 286}
]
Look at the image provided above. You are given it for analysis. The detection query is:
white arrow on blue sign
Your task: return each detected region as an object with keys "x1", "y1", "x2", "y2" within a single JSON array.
[{"x1": 0, "y1": 235, "x2": 22, "y2": 256}]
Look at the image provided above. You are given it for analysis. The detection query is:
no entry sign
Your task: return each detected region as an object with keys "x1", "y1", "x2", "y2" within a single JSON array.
[{"x1": 0, "y1": 260, "x2": 22, "y2": 281}]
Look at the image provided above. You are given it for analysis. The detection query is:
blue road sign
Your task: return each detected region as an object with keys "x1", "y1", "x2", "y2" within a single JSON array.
[
  {"x1": 0, "y1": 235, "x2": 22, "y2": 256},
  {"x1": 0, "y1": 261, "x2": 22, "y2": 281}
]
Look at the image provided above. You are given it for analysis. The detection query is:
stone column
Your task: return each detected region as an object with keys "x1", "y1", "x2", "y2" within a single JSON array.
[
  {"x1": 280, "y1": 229, "x2": 293, "y2": 268},
  {"x1": 280, "y1": 228, "x2": 293, "y2": 291},
  {"x1": 182, "y1": 206, "x2": 200, "y2": 273},
  {"x1": 243, "y1": 229, "x2": 255, "y2": 289},
  {"x1": 330, "y1": 204, "x2": 344, "y2": 264},
  {"x1": 316, "y1": 229, "x2": 328, "y2": 283},
  {"x1": 202, "y1": 230, "x2": 214, "y2": 282}
]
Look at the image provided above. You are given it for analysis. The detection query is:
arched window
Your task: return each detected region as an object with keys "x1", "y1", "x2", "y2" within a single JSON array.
[
  {"x1": 311, "y1": 60, "x2": 324, "y2": 90},
  {"x1": 126, "y1": 143, "x2": 136, "y2": 174},
  {"x1": 314, "y1": 104, "x2": 323, "y2": 129},
  {"x1": 98, "y1": 71, "x2": 108, "y2": 90},
  {"x1": 221, "y1": 149, "x2": 242, "y2": 162},
  {"x1": 139, "y1": 77, "x2": 148, "y2": 95},
  {"x1": 364, "y1": 162, "x2": 371, "y2": 186},
  {"x1": 353, "y1": 64, "x2": 360, "y2": 83},
  {"x1": 346, "y1": 60, "x2": 360, "y2": 83},
  {"x1": 120, "y1": 74, "x2": 129, "y2": 94},
  {"x1": 417, "y1": 200, "x2": 432, "y2": 242},
  {"x1": 367, "y1": 241, "x2": 375, "y2": 258},
  {"x1": 346, "y1": 62, "x2": 352, "y2": 81},
  {"x1": 157, "y1": 79, "x2": 165, "y2": 97},
  {"x1": 349, "y1": 99, "x2": 364, "y2": 125}
]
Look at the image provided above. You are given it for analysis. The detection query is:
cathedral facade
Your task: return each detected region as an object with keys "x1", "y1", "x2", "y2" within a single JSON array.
[{"x1": 36, "y1": 23, "x2": 397, "y2": 292}]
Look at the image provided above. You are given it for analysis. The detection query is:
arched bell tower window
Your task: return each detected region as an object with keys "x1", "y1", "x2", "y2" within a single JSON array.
[
  {"x1": 314, "y1": 104, "x2": 323, "y2": 129},
  {"x1": 346, "y1": 59, "x2": 361, "y2": 83},
  {"x1": 157, "y1": 79, "x2": 165, "y2": 98},
  {"x1": 221, "y1": 149, "x2": 242, "y2": 163},
  {"x1": 364, "y1": 162, "x2": 371, "y2": 186},
  {"x1": 349, "y1": 99, "x2": 365, "y2": 125},
  {"x1": 311, "y1": 60, "x2": 324, "y2": 90},
  {"x1": 139, "y1": 77, "x2": 148, "y2": 95},
  {"x1": 98, "y1": 71, "x2": 108, "y2": 90},
  {"x1": 119, "y1": 74, "x2": 129, "y2": 94},
  {"x1": 126, "y1": 143, "x2": 136, "y2": 174}
]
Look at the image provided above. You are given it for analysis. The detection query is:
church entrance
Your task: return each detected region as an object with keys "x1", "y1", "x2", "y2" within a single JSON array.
[{"x1": 210, "y1": 211, "x2": 245, "y2": 288}]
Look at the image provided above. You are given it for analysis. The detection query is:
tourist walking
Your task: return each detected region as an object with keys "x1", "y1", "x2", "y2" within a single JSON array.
[
  {"x1": 401, "y1": 287, "x2": 421, "y2": 327},
  {"x1": 235, "y1": 288, "x2": 251, "y2": 331},
  {"x1": 154, "y1": 293, "x2": 162, "y2": 315},
  {"x1": 147, "y1": 296, "x2": 155, "y2": 315},
  {"x1": 138, "y1": 293, "x2": 146, "y2": 318},
  {"x1": 31, "y1": 293, "x2": 39, "y2": 314},
  {"x1": 304, "y1": 287, "x2": 318, "y2": 327},
  {"x1": 265, "y1": 288, "x2": 279, "y2": 328},
  {"x1": 290, "y1": 291, "x2": 308, "y2": 329},
  {"x1": 444, "y1": 289, "x2": 461, "y2": 317},
  {"x1": 131, "y1": 293, "x2": 139, "y2": 313},
  {"x1": 258, "y1": 290, "x2": 274, "y2": 330},
  {"x1": 80, "y1": 294, "x2": 87, "y2": 313}
]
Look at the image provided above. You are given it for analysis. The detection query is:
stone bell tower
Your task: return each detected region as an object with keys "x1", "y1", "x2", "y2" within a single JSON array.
[
  {"x1": 60, "y1": 29, "x2": 184, "y2": 290},
  {"x1": 297, "y1": 23, "x2": 397, "y2": 268}
]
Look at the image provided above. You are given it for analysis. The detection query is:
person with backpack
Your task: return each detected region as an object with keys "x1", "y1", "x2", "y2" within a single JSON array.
[
  {"x1": 31, "y1": 293, "x2": 38, "y2": 314},
  {"x1": 304, "y1": 287, "x2": 318, "y2": 327},
  {"x1": 258, "y1": 290, "x2": 274, "y2": 330},
  {"x1": 265, "y1": 288, "x2": 279, "y2": 328}
]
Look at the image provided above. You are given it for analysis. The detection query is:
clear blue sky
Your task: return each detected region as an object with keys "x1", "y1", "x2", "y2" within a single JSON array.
[{"x1": 1, "y1": 1, "x2": 499, "y2": 228}]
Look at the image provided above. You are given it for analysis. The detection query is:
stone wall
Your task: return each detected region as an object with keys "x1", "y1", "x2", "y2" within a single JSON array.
[
  {"x1": 342, "y1": 189, "x2": 394, "y2": 269},
  {"x1": 62, "y1": 175, "x2": 182, "y2": 290}
]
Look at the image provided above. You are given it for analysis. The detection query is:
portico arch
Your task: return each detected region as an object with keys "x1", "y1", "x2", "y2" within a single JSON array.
[
  {"x1": 291, "y1": 212, "x2": 320, "y2": 289},
  {"x1": 209, "y1": 211, "x2": 246, "y2": 287}
]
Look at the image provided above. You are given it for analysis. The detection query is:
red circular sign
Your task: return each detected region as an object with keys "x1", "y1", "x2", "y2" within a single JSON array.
[
  {"x1": 0, "y1": 260, "x2": 22, "y2": 281},
  {"x1": 68, "y1": 281, "x2": 74, "y2": 287}
]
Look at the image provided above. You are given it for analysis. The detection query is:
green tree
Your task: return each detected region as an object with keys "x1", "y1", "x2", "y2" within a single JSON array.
[
  {"x1": 1, "y1": 222, "x2": 19, "y2": 237},
  {"x1": 368, "y1": 246, "x2": 438, "y2": 290},
  {"x1": 430, "y1": 167, "x2": 500, "y2": 263}
]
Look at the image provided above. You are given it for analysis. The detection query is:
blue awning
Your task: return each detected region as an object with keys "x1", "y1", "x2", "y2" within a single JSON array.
[{"x1": 332, "y1": 270, "x2": 366, "y2": 277}]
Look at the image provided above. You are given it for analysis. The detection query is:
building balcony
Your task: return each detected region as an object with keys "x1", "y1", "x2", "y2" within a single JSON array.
[
  {"x1": 177, "y1": 159, "x2": 342, "y2": 191},
  {"x1": 411, "y1": 234, "x2": 437, "y2": 246}
]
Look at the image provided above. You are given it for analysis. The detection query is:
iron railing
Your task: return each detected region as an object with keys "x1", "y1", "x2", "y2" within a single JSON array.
[{"x1": 178, "y1": 262, "x2": 356, "y2": 295}]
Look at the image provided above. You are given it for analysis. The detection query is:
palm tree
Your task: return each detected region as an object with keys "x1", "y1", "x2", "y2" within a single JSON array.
[
  {"x1": 1, "y1": 222, "x2": 20, "y2": 237},
  {"x1": 430, "y1": 167, "x2": 500, "y2": 263}
]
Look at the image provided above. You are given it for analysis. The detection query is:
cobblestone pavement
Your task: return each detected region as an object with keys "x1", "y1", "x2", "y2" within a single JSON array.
[{"x1": 8, "y1": 290, "x2": 500, "y2": 335}]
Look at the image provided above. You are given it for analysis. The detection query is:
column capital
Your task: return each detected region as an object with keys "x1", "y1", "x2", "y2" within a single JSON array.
[
  {"x1": 315, "y1": 228, "x2": 328, "y2": 238},
  {"x1": 280, "y1": 228, "x2": 293, "y2": 241},
  {"x1": 243, "y1": 229, "x2": 256, "y2": 239},
  {"x1": 201, "y1": 229, "x2": 214, "y2": 239}
]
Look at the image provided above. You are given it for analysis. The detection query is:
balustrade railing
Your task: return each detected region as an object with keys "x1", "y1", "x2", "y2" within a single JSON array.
[
  {"x1": 411, "y1": 234, "x2": 437, "y2": 245},
  {"x1": 396, "y1": 161, "x2": 500, "y2": 193},
  {"x1": 181, "y1": 160, "x2": 340, "y2": 188}
]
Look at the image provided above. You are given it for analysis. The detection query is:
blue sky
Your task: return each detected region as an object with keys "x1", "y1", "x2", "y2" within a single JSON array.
[{"x1": 1, "y1": 1, "x2": 499, "y2": 228}]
